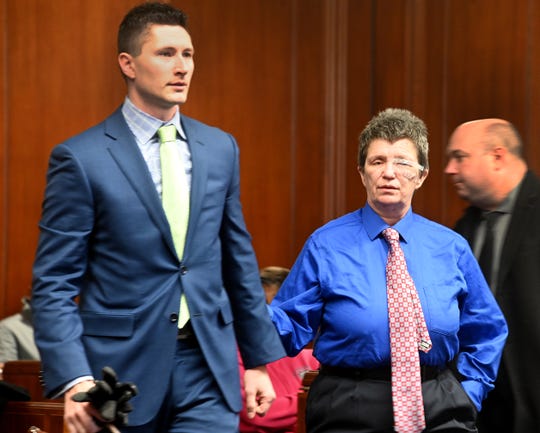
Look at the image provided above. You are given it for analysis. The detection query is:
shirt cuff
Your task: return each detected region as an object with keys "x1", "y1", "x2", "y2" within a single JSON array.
[{"x1": 52, "y1": 375, "x2": 94, "y2": 399}]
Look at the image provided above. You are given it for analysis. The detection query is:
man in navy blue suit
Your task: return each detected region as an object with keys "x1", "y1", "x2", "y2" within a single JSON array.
[{"x1": 31, "y1": 2, "x2": 285, "y2": 432}]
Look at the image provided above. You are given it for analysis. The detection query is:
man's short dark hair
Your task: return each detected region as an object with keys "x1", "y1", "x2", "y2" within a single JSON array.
[{"x1": 118, "y1": 2, "x2": 188, "y2": 56}]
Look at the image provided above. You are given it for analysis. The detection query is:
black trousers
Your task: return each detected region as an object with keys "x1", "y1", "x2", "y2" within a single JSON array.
[{"x1": 306, "y1": 369, "x2": 478, "y2": 433}]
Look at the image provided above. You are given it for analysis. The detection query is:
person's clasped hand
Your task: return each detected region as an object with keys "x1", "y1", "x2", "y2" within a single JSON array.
[
  {"x1": 68, "y1": 366, "x2": 138, "y2": 433},
  {"x1": 243, "y1": 365, "x2": 276, "y2": 419},
  {"x1": 65, "y1": 380, "x2": 105, "y2": 433}
]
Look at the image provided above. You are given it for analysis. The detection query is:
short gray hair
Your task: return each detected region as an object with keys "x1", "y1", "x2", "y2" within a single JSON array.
[{"x1": 358, "y1": 108, "x2": 429, "y2": 171}]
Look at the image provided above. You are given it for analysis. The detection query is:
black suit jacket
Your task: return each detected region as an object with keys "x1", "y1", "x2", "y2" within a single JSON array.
[{"x1": 454, "y1": 170, "x2": 540, "y2": 432}]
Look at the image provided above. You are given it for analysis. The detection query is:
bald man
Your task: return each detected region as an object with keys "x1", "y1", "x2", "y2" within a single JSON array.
[{"x1": 446, "y1": 119, "x2": 540, "y2": 433}]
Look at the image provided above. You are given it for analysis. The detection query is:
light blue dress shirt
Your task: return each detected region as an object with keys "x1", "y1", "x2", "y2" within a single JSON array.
[
  {"x1": 269, "y1": 204, "x2": 508, "y2": 410},
  {"x1": 122, "y1": 97, "x2": 192, "y2": 197}
]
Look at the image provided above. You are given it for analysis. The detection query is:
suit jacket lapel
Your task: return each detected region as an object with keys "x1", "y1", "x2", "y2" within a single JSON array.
[
  {"x1": 182, "y1": 116, "x2": 208, "y2": 257},
  {"x1": 498, "y1": 171, "x2": 539, "y2": 286},
  {"x1": 104, "y1": 109, "x2": 177, "y2": 256}
]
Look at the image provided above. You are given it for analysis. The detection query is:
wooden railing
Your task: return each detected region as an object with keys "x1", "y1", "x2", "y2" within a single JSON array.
[
  {"x1": 0, "y1": 361, "x2": 66, "y2": 433},
  {"x1": 2, "y1": 361, "x2": 320, "y2": 433},
  {"x1": 297, "y1": 369, "x2": 319, "y2": 433}
]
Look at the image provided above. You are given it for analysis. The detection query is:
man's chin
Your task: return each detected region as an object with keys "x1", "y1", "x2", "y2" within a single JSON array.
[
  {"x1": 169, "y1": 91, "x2": 189, "y2": 106},
  {"x1": 453, "y1": 184, "x2": 469, "y2": 198},
  {"x1": 373, "y1": 197, "x2": 408, "y2": 210}
]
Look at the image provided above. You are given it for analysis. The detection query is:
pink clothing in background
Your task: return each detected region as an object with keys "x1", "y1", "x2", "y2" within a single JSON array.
[{"x1": 239, "y1": 349, "x2": 319, "y2": 433}]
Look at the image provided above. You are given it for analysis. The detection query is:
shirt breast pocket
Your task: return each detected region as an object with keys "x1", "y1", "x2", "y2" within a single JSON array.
[{"x1": 420, "y1": 284, "x2": 460, "y2": 337}]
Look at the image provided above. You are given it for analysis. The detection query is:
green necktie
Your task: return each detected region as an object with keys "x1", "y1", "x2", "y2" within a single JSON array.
[{"x1": 158, "y1": 124, "x2": 190, "y2": 328}]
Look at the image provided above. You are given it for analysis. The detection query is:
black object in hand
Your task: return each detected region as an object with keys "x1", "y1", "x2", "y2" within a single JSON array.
[{"x1": 71, "y1": 366, "x2": 138, "y2": 427}]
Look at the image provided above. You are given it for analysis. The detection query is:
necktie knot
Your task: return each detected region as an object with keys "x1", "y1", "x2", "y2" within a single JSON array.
[
  {"x1": 157, "y1": 124, "x2": 177, "y2": 144},
  {"x1": 483, "y1": 211, "x2": 499, "y2": 228},
  {"x1": 382, "y1": 227, "x2": 400, "y2": 245}
]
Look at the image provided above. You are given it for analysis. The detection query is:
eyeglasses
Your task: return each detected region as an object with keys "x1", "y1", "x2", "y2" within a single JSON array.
[{"x1": 366, "y1": 158, "x2": 425, "y2": 180}]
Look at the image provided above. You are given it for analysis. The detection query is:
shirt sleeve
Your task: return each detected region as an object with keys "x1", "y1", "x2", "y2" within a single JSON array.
[
  {"x1": 455, "y1": 244, "x2": 508, "y2": 410},
  {"x1": 0, "y1": 324, "x2": 18, "y2": 363},
  {"x1": 268, "y1": 238, "x2": 325, "y2": 356}
]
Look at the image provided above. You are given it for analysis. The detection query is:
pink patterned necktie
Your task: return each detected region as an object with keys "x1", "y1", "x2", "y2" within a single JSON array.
[{"x1": 382, "y1": 228, "x2": 432, "y2": 433}]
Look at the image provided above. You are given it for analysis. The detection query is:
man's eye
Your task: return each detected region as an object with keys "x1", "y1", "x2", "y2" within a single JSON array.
[{"x1": 395, "y1": 160, "x2": 410, "y2": 167}]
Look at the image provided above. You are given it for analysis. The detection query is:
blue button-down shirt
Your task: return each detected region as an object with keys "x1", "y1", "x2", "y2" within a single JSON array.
[{"x1": 269, "y1": 204, "x2": 507, "y2": 410}]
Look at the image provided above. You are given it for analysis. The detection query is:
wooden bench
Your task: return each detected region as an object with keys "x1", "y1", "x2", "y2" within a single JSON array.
[
  {"x1": 2, "y1": 360, "x2": 318, "y2": 433},
  {"x1": 0, "y1": 361, "x2": 66, "y2": 433},
  {"x1": 297, "y1": 369, "x2": 319, "y2": 433}
]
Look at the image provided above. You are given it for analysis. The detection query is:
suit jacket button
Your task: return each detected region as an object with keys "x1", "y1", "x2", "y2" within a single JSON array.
[
  {"x1": 169, "y1": 313, "x2": 178, "y2": 323},
  {"x1": 180, "y1": 266, "x2": 188, "y2": 275}
]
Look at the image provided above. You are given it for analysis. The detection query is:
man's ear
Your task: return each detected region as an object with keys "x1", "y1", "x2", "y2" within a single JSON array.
[
  {"x1": 492, "y1": 146, "x2": 506, "y2": 163},
  {"x1": 415, "y1": 168, "x2": 429, "y2": 190},
  {"x1": 357, "y1": 165, "x2": 367, "y2": 187},
  {"x1": 118, "y1": 52, "x2": 135, "y2": 79}
]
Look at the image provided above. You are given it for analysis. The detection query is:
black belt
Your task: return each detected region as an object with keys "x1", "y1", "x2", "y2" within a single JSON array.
[
  {"x1": 320, "y1": 364, "x2": 442, "y2": 382},
  {"x1": 177, "y1": 320, "x2": 198, "y2": 346}
]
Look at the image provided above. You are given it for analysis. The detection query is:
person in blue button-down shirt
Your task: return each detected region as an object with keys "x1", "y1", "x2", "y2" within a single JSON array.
[{"x1": 269, "y1": 108, "x2": 507, "y2": 433}]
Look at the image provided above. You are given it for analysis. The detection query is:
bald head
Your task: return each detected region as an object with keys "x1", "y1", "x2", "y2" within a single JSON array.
[
  {"x1": 445, "y1": 118, "x2": 527, "y2": 210},
  {"x1": 452, "y1": 118, "x2": 523, "y2": 157}
]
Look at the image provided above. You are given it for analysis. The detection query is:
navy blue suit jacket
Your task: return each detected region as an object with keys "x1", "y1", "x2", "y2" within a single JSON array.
[{"x1": 31, "y1": 108, "x2": 285, "y2": 425}]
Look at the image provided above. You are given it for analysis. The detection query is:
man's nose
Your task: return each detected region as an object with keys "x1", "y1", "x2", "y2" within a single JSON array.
[
  {"x1": 444, "y1": 160, "x2": 455, "y2": 174},
  {"x1": 382, "y1": 161, "x2": 397, "y2": 177},
  {"x1": 174, "y1": 56, "x2": 188, "y2": 73}
]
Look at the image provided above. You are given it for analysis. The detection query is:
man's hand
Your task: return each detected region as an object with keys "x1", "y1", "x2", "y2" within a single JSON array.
[
  {"x1": 243, "y1": 365, "x2": 276, "y2": 419},
  {"x1": 64, "y1": 380, "x2": 103, "y2": 433}
]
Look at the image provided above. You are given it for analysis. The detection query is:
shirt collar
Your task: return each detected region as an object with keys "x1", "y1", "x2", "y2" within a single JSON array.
[
  {"x1": 495, "y1": 180, "x2": 520, "y2": 215},
  {"x1": 121, "y1": 97, "x2": 187, "y2": 143},
  {"x1": 362, "y1": 203, "x2": 415, "y2": 243}
]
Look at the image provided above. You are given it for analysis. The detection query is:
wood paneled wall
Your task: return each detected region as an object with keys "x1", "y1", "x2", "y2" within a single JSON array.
[{"x1": 0, "y1": 0, "x2": 539, "y2": 317}]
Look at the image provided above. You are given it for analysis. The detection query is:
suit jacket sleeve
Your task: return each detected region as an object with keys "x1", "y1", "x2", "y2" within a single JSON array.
[
  {"x1": 216, "y1": 132, "x2": 285, "y2": 368},
  {"x1": 32, "y1": 142, "x2": 95, "y2": 395}
]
